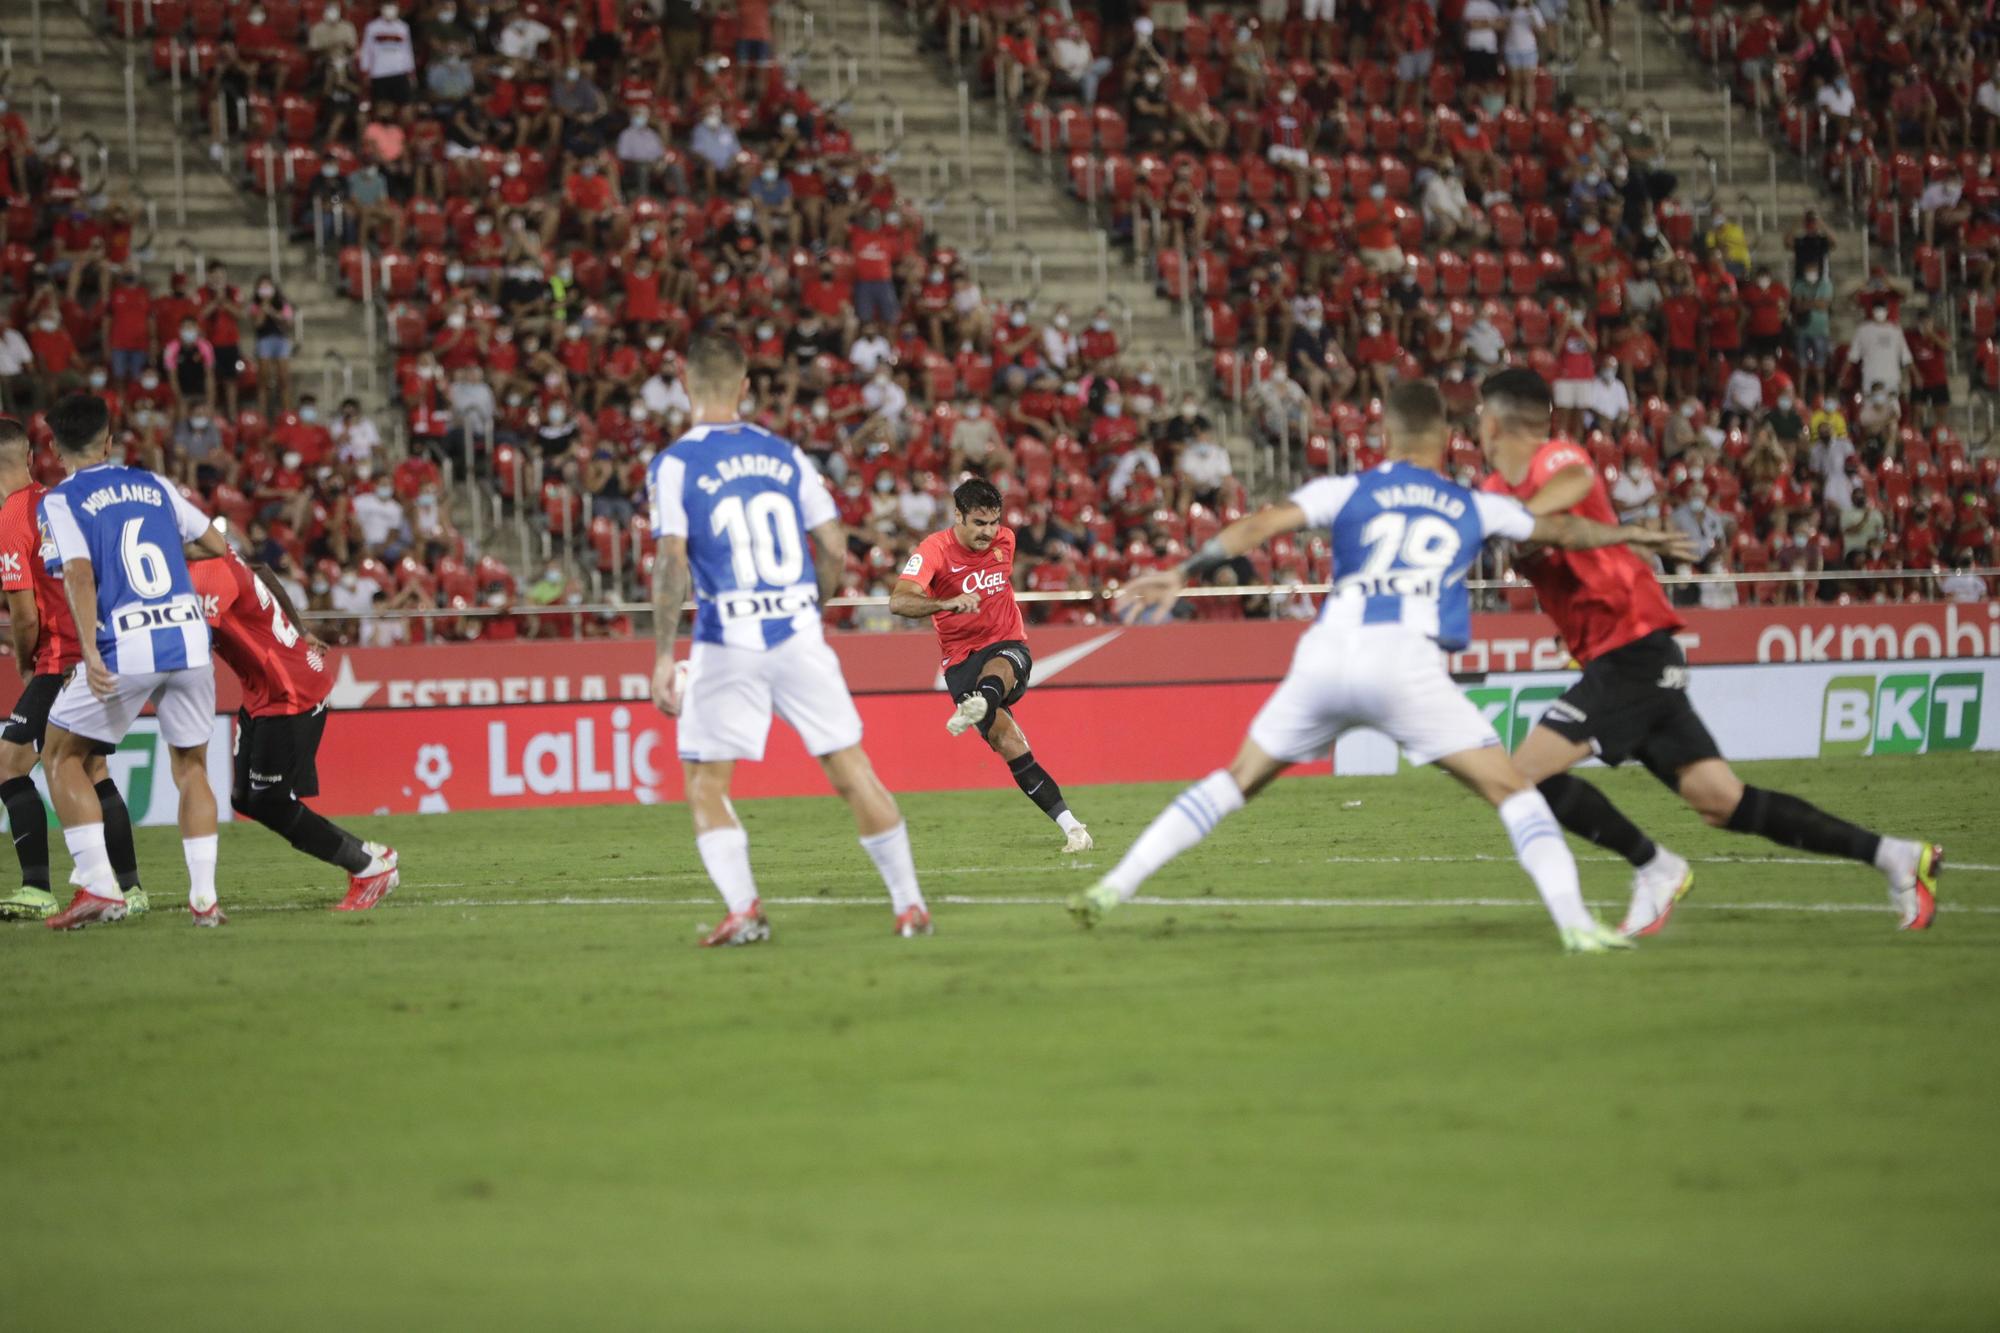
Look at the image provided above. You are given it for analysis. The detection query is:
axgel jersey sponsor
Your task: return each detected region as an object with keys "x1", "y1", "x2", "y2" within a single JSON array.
[{"x1": 903, "y1": 525, "x2": 1028, "y2": 668}]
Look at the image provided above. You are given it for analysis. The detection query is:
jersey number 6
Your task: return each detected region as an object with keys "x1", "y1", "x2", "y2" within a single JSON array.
[{"x1": 120, "y1": 518, "x2": 174, "y2": 599}]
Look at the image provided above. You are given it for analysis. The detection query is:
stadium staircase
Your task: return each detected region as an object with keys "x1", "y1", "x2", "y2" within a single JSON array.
[
  {"x1": 794, "y1": 0, "x2": 1265, "y2": 477},
  {"x1": 1, "y1": 2, "x2": 382, "y2": 412},
  {"x1": 1582, "y1": 7, "x2": 1930, "y2": 383}
]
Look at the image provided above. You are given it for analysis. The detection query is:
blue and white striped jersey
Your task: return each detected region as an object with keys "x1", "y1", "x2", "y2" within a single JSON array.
[
  {"x1": 647, "y1": 422, "x2": 838, "y2": 651},
  {"x1": 40, "y1": 463, "x2": 214, "y2": 672},
  {"x1": 1291, "y1": 460, "x2": 1536, "y2": 651}
]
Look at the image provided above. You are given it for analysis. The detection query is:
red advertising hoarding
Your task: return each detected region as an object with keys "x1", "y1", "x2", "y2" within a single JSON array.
[{"x1": 311, "y1": 684, "x2": 1322, "y2": 816}]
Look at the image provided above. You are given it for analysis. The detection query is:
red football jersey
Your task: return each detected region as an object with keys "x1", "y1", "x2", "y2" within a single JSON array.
[
  {"x1": 193, "y1": 550, "x2": 332, "y2": 717},
  {"x1": 0, "y1": 482, "x2": 81, "y2": 675},
  {"x1": 902, "y1": 525, "x2": 1028, "y2": 669},
  {"x1": 1482, "y1": 439, "x2": 1683, "y2": 664}
]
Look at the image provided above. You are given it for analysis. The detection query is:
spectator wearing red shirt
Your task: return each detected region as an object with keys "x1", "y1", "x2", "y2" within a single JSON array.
[
  {"x1": 562, "y1": 155, "x2": 621, "y2": 248},
  {"x1": 1352, "y1": 310, "x2": 1402, "y2": 398},
  {"x1": 1907, "y1": 310, "x2": 1952, "y2": 429},
  {"x1": 1389, "y1": 0, "x2": 1438, "y2": 112},
  {"x1": 27, "y1": 308, "x2": 80, "y2": 385},
  {"x1": 102, "y1": 266, "x2": 154, "y2": 384},
  {"x1": 848, "y1": 210, "x2": 902, "y2": 327},
  {"x1": 1352, "y1": 182, "x2": 1403, "y2": 275},
  {"x1": 1742, "y1": 267, "x2": 1789, "y2": 359},
  {"x1": 1611, "y1": 319, "x2": 1663, "y2": 399},
  {"x1": 273, "y1": 399, "x2": 335, "y2": 470}
]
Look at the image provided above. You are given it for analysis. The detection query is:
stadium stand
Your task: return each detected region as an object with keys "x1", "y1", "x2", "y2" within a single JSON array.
[{"x1": 0, "y1": 0, "x2": 1992, "y2": 639}]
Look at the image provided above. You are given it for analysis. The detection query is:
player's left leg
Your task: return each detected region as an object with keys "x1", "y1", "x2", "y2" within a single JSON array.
[
  {"x1": 41, "y1": 669, "x2": 151, "y2": 929},
  {"x1": 81, "y1": 752, "x2": 148, "y2": 916},
  {"x1": 152, "y1": 665, "x2": 226, "y2": 925},
  {"x1": 817, "y1": 743, "x2": 932, "y2": 937},
  {"x1": 774, "y1": 631, "x2": 930, "y2": 936},
  {"x1": 984, "y1": 709, "x2": 1091, "y2": 853},
  {"x1": 1069, "y1": 731, "x2": 1286, "y2": 928},
  {"x1": 231, "y1": 709, "x2": 396, "y2": 911},
  {"x1": 1431, "y1": 743, "x2": 1628, "y2": 953},
  {"x1": 1672, "y1": 756, "x2": 1942, "y2": 931}
]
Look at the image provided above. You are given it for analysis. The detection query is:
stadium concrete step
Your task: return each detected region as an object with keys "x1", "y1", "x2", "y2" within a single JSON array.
[
  {"x1": 0, "y1": 5, "x2": 387, "y2": 418},
  {"x1": 803, "y1": 0, "x2": 1272, "y2": 485},
  {"x1": 1571, "y1": 7, "x2": 1972, "y2": 404}
]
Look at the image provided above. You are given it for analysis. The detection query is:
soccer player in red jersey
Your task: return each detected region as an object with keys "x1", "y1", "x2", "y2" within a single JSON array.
[
  {"x1": 191, "y1": 543, "x2": 399, "y2": 911},
  {"x1": 0, "y1": 418, "x2": 148, "y2": 920},
  {"x1": 891, "y1": 477, "x2": 1092, "y2": 853},
  {"x1": 1477, "y1": 368, "x2": 1942, "y2": 936}
]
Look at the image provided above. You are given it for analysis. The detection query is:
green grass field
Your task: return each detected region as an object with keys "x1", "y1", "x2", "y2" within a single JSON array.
[{"x1": 2, "y1": 754, "x2": 1996, "y2": 1331}]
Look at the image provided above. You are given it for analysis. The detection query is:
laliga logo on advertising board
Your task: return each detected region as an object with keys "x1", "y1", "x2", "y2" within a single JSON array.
[
  {"x1": 960, "y1": 568, "x2": 1008, "y2": 597},
  {"x1": 489, "y1": 707, "x2": 665, "y2": 802}
]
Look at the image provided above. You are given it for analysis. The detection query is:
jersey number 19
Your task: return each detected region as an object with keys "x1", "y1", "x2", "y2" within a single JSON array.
[{"x1": 711, "y1": 492, "x2": 805, "y2": 588}]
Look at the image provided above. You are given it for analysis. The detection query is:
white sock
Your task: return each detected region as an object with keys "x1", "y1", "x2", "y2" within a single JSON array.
[
  {"x1": 1873, "y1": 836, "x2": 1918, "y2": 879},
  {"x1": 1056, "y1": 809, "x2": 1083, "y2": 835},
  {"x1": 183, "y1": 834, "x2": 219, "y2": 911},
  {"x1": 696, "y1": 826, "x2": 758, "y2": 914},
  {"x1": 63, "y1": 824, "x2": 121, "y2": 902},
  {"x1": 859, "y1": 821, "x2": 925, "y2": 914},
  {"x1": 1103, "y1": 770, "x2": 1245, "y2": 899},
  {"x1": 1498, "y1": 790, "x2": 1593, "y2": 931}
]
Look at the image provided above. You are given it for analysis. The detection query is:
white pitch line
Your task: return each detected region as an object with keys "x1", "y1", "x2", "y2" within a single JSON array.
[
  {"x1": 322, "y1": 854, "x2": 2000, "y2": 896},
  {"x1": 225, "y1": 893, "x2": 2000, "y2": 916}
]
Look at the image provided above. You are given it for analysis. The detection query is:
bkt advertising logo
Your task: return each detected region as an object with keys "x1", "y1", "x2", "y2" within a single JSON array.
[
  {"x1": 1467, "y1": 684, "x2": 1567, "y2": 751},
  {"x1": 1820, "y1": 673, "x2": 1983, "y2": 756}
]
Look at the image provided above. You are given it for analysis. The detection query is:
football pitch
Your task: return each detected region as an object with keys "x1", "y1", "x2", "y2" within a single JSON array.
[{"x1": 2, "y1": 754, "x2": 1996, "y2": 1331}]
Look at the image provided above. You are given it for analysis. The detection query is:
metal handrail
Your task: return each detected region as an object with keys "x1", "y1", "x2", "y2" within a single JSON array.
[{"x1": 274, "y1": 567, "x2": 2000, "y2": 628}]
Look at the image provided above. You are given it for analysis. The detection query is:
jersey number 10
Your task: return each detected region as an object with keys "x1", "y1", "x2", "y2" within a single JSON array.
[{"x1": 711, "y1": 492, "x2": 805, "y2": 588}]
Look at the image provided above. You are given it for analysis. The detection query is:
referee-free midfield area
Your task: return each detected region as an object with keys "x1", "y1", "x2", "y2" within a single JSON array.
[{"x1": 2, "y1": 754, "x2": 1995, "y2": 1331}]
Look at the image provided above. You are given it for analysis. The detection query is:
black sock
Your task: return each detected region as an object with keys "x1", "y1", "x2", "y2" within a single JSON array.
[
  {"x1": 1726, "y1": 785, "x2": 1881, "y2": 865},
  {"x1": 95, "y1": 779, "x2": 141, "y2": 891},
  {"x1": 974, "y1": 677, "x2": 1007, "y2": 738},
  {"x1": 1538, "y1": 774, "x2": 1657, "y2": 868},
  {"x1": 269, "y1": 800, "x2": 373, "y2": 874},
  {"x1": 1008, "y1": 749, "x2": 1071, "y2": 822},
  {"x1": 1, "y1": 775, "x2": 49, "y2": 890}
]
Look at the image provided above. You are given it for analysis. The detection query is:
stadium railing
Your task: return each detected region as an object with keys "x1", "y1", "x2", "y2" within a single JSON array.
[{"x1": 295, "y1": 567, "x2": 2000, "y2": 633}]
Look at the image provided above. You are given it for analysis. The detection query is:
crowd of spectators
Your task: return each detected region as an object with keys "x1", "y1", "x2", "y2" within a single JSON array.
[
  {"x1": 4, "y1": 0, "x2": 1993, "y2": 637},
  {"x1": 943, "y1": 0, "x2": 1998, "y2": 603},
  {"x1": 128, "y1": 0, "x2": 1264, "y2": 630}
]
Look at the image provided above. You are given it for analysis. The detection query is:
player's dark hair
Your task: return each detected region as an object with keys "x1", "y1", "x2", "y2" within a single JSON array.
[
  {"x1": 0, "y1": 416, "x2": 26, "y2": 458},
  {"x1": 46, "y1": 394, "x2": 111, "y2": 455},
  {"x1": 953, "y1": 476, "x2": 1003, "y2": 515},
  {"x1": 684, "y1": 333, "x2": 748, "y2": 403},
  {"x1": 1479, "y1": 367, "x2": 1553, "y2": 430},
  {"x1": 1384, "y1": 379, "x2": 1447, "y2": 440}
]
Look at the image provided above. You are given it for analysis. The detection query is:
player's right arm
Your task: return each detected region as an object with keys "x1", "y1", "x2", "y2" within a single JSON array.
[
  {"x1": 887, "y1": 542, "x2": 978, "y2": 617},
  {"x1": 647, "y1": 451, "x2": 691, "y2": 716},
  {"x1": 1115, "y1": 476, "x2": 1355, "y2": 618},
  {"x1": 1474, "y1": 493, "x2": 1696, "y2": 561}
]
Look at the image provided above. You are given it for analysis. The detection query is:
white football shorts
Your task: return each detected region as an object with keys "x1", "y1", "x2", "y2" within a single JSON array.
[
  {"x1": 48, "y1": 662, "x2": 217, "y2": 749},
  {"x1": 677, "y1": 629, "x2": 864, "y2": 763},
  {"x1": 1248, "y1": 621, "x2": 1500, "y2": 767}
]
